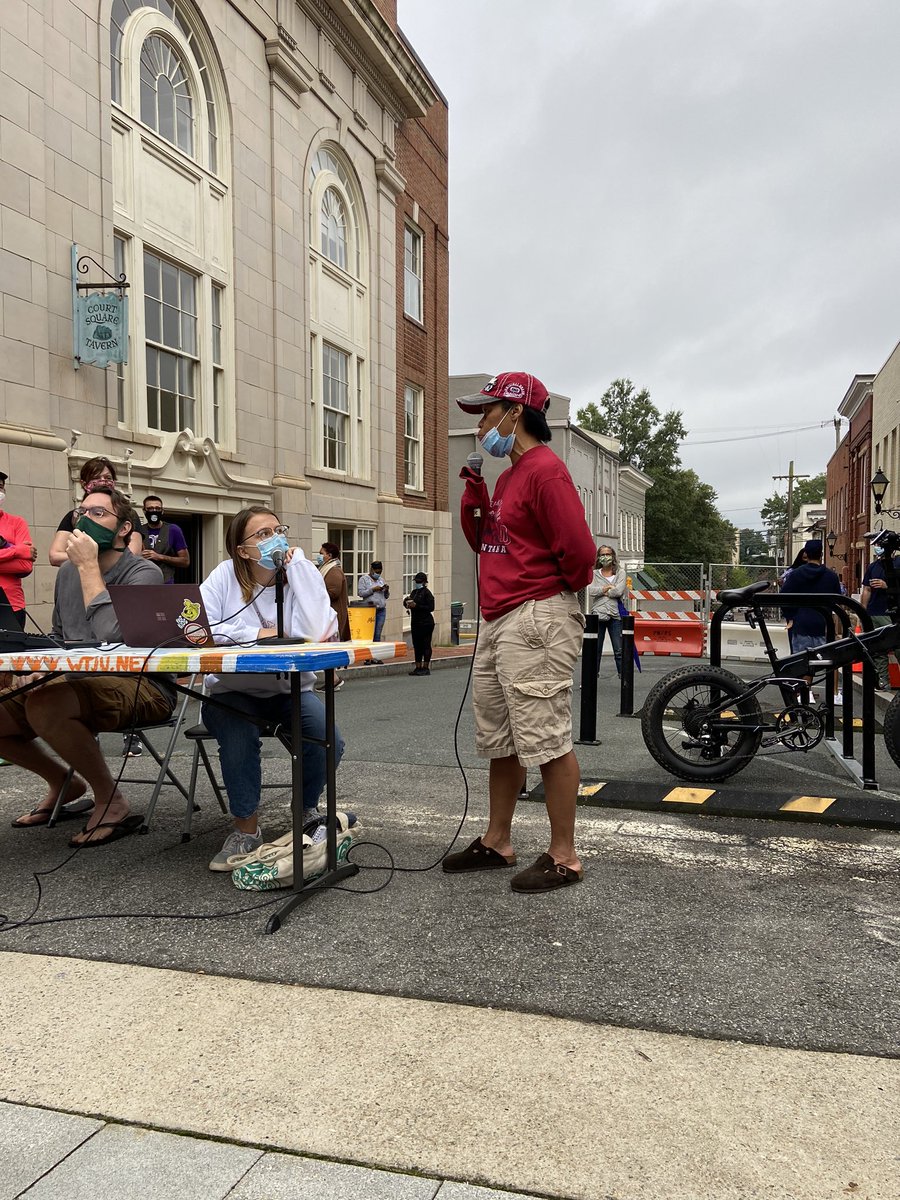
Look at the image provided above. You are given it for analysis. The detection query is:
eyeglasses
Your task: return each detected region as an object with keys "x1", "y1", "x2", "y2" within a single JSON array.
[
  {"x1": 75, "y1": 505, "x2": 116, "y2": 520},
  {"x1": 242, "y1": 524, "x2": 289, "y2": 544}
]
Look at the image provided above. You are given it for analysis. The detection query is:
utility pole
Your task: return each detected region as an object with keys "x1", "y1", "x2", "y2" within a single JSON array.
[{"x1": 773, "y1": 461, "x2": 810, "y2": 566}]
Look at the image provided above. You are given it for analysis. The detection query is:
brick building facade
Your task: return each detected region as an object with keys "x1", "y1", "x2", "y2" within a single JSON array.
[{"x1": 0, "y1": 0, "x2": 450, "y2": 636}]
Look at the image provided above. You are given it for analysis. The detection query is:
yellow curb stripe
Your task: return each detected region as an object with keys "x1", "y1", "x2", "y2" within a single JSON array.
[
  {"x1": 781, "y1": 795, "x2": 837, "y2": 814},
  {"x1": 578, "y1": 782, "x2": 606, "y2": 796},
  {"x1": 662, "y1": 787, "x2": 715, "y2": 805}
]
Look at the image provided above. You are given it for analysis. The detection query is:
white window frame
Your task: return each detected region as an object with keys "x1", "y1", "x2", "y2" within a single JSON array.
[
  {"x1": 327, "y1": 525, "x2": 375, "y2": 598},
  {"x1": 404, "y1": 384, "x2": 423, "y2": 491},
  {"x1": 308, "y1": 145, "x2": 370, "y2": 478},
  {"x1": 403, "y1": 223, "x2": 423, "y2": 322},
  {"x1": 111, "y1": 5, "x2": 233, "y2": 446},
  {"x1": 402, "y1": 531, "x2": 430, "y2": 626}
]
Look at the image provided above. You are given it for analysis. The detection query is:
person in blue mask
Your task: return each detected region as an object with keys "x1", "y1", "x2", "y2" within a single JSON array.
[{"x1": 199, "y1": 506, "x2": 350, "y2": 871}]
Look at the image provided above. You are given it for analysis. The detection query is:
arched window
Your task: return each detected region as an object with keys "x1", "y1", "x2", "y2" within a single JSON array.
[
  {"x1": 308, "y1": 144, "x2": 370, "y2": 476},
  {"x1": 140, "y1": 35, "x2": 194, "y2": 156},
  {"x1": 111, "y1": 0, "x2": 218, "y2": 172},
  {"x1": 320, "y1": 188, "x2": 348, "y2": 270},
  {"x1": 111, "y1": 0, "x2": 232, "y2": 443}
]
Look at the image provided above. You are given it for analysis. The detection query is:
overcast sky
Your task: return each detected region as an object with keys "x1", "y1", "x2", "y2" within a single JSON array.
[{"x1": 399, "y1": 0, "x2": 900, "y2": 528}]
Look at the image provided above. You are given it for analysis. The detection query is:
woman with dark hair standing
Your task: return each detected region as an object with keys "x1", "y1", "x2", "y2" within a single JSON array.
[
  {"x1": 49, "y1": 457, "x2": 143, "y2": 566},
  {"x1": 588, "y1": 544, "x2": 627, "y2": 674},
  {"x1": 199, "y1": 506, "x2": 347, "y2": 871},
  {"x1": 404, "y1": 571, "x2": 435, "y2": 675},
  {"x1": 315, "y1": 541, "x2": 350, "y2": 689},
  {"x1": 316, "y1": 542, "x2": 350, "y2": 641}
]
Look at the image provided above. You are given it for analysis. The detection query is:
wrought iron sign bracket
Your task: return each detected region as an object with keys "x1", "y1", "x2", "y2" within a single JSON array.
[{"x1": 74, "y1": 252, "x2": 129, "y2": 294}]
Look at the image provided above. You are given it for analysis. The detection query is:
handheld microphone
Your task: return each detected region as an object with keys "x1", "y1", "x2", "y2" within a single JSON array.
[
  {"x1": 466, "y1": 451, "x2": 483, "y2": 476},
  {"x1": 271, "y1": 550, "x2": 286, "y2": 569}
]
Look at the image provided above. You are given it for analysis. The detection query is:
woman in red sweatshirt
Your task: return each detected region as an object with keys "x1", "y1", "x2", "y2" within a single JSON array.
[{"x1": 444, "y1": 373, "x2": 596, "y2": 893}]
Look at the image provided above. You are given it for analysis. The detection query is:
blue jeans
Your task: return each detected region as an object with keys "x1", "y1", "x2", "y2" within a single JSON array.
[
  {"x1": 373, "y1": 606, "x2": 386, "y2": 641},
  {"x1": 597, "y1": 617, "x2": 622, "y2": 673},
  {"x1": 201, "y1": 689, "x2": 344, "y2": 821}
]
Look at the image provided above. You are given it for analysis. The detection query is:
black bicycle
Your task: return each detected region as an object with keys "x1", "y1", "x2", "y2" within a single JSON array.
[{"x1": 641, "y1": 529, "x2": 900, "y2": 783}]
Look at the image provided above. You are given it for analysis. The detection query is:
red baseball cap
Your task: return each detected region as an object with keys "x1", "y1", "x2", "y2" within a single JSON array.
[{"x1": 456, "y1": 372, "x2": 550, "y2": 414}]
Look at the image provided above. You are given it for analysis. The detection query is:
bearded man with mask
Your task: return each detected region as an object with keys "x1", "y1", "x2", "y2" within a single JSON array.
[
  {"x1": 2, "y1": 484, "x2": 175, "y2": 842},
  {"x1": 444, "y1": 372, "x2": 596, "y2": 894},
  {"x1": 141, "y1": 495, "x2": 190, "y2": 582}
]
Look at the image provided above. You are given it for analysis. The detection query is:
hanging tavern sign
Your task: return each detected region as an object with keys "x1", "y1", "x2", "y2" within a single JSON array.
[{"x1": 72, "y1": 244, "x2": 129, "y2": 369}]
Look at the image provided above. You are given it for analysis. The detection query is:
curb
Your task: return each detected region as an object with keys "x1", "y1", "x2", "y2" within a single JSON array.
[
  {"x1": 526, "y1": 778, "x2": 900, "y2": 831},
  {"x1": 342, "y1": 652, "x2": 473, "y2": 682}
]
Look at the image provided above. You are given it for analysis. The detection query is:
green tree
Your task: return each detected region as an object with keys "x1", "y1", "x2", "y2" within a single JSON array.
[
  {"x1": 576, "y1": 378, "x2": 686, "y2": 475},
  {"x1": 738, "y1": 528, "x2": 774, "y2": 563},
  {"x1": 645, "y1": 468, "x2": 736, "y2": 564},
  {"x1": 577, "y1": 378, "x2": 735, "y2": 565},
  {"x1": 760, "y1": 473, "x2": 826, "y2": 549}
]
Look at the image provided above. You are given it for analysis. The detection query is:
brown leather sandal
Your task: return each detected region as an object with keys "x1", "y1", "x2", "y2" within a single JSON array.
[
  {"x1": 442, "y1": 836, "x2": 516, "y2": 873},
  {"x1": 510, "y1": 853, "x2": 583, "y2": 893}
]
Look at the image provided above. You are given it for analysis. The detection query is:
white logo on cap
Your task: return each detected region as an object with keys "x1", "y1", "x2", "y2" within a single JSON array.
[
  {"x1": 484, "y1": 376, "x2": 499, "y2": 393},
  {"x1": 502, "y1": 382, "x2": 525, "y2": 399}
]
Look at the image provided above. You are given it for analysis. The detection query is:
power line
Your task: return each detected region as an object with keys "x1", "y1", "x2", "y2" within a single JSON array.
[{"x1": 682, "y1": 422, "x2": 828, "y2": 447}]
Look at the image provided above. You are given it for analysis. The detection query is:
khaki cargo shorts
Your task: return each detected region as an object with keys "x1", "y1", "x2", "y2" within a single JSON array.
[
  {"x1": 1, "y1": 674, "x2": 173, "y2": 738},
  {"x1": 472, "y1": 592, "x2": 586, "y2": 768}
]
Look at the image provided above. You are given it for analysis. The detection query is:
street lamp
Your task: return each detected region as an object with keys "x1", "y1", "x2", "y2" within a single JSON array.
[
  {"x1": 826, "y1": 528, "x2": 846, "y2": 563},
  {"x1": 870, "y1": 468, "x2": 898, "y2": 516}
]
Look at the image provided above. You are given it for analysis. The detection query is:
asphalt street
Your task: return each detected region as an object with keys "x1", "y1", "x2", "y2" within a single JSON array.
[{"x1": 0, "y1": 658, "x2": 897, "y2": 1059}]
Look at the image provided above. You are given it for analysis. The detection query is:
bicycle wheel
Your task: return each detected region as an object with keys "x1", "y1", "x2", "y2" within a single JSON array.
[
  {"x1": 641, "y1": 665, "x2": 763, "y2": 782},
  {"x1": 882, "y1": 693, "x2": 900, "y2": 772}
]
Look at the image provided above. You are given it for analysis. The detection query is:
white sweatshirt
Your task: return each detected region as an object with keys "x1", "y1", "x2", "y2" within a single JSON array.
[{"x1": 200, "y1": 552, "x2": 338, "y2": 696}]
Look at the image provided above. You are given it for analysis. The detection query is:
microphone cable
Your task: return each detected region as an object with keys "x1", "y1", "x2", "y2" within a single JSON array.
[{"x1": 336, "y1": 468, "x2": 486, "y2": 891}]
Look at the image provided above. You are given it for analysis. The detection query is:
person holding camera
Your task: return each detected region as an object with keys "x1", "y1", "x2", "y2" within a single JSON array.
[
  {"x1": 358, "y1": 560, "x2": 389, "y2": 641},
  {"x1": 404, "y1": 572, "x2": 435, "y2": 675}
]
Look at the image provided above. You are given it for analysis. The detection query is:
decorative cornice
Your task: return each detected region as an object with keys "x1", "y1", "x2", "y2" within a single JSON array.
[
  {"x1": 375, "y1": 156, "x2": 406, "y2": 198},
  {"x1": 265, "y1": 38, "x2": 314, "y2": 103},
  {"x1": 301, "y1": 0, "x2": 436, "y2": 119},
  {"x1": 0, "y1": 424, "x2": 67, "y2": 452},
  {"x1": 273, "y1": 473, "x2": 313, "y2": 491},
  {"x1": 376, "y1": 491, "x2": 404, "y2": 506}
]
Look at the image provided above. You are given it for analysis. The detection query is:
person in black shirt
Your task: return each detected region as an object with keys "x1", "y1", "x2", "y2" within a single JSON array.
[
  {"x1": 861, "y1": 546, "x2": 900, "y2": 690},
  {"x1": 404, "y1": 571, "x2": 435, "y2": 676}
]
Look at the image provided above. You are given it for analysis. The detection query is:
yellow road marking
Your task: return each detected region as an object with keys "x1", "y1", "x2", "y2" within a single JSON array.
[
  {"x1": 781, "y1": 795, "x2": 836, "y2": 814},
  {"x1": 663, "y1": 787, "x2": 715, "y2": 805},
  {"x1": 578, "y1": 782, "x2": 606, "y2": 797}
]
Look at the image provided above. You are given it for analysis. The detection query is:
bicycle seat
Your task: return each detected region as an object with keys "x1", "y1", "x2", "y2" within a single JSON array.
[{"x1": 717, "y1": 580, "x2": 771, "y2": 605}]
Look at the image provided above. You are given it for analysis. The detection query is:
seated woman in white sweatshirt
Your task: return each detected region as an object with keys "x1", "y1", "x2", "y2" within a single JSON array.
[{"x1": 200, "y1": 505, "x2": 346, "y2": 871}]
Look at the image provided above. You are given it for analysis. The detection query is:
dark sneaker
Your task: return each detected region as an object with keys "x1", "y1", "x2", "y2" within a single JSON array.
[{"x1": 122, "y1": 735, "x2": 143, "y2": 758}]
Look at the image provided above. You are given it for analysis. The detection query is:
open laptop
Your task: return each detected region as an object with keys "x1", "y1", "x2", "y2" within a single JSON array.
[{"x1": 108, "y1": 584, "x2": 213, "y2": 648}]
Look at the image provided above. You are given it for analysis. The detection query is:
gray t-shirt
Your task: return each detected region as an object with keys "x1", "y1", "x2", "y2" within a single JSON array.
[{"x1": 52, "y1": 549, "x2": 174, "y2": 703}]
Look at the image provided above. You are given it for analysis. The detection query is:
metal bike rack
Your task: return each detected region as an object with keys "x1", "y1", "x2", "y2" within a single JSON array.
[{"x1": 709, "y1": 592, "x2": 880, "y2": 789}]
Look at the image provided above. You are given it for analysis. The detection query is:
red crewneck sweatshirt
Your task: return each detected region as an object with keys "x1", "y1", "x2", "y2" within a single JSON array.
[{"x1": 460, "y1": 445, "x2": 596, "y2": 621}]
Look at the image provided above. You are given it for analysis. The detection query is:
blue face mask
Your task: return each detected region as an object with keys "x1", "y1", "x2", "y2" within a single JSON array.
[
  {"x1": 257, "y1": 532, "x2": 290, "y2": 570},
  {"x1": 315, "y1": 553, "x2": 324, "y2": 566},
  {"x1": 479, "y1": 410, "x2": 518, "y2": 458}
]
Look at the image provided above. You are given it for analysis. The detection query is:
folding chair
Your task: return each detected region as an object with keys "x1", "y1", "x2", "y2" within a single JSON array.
[
  {"x1": 180, "y1": 721, "x2": 289, "y2": 842},
  {"x1": 48, "y1": 677, "x2": 217, "y2": 840}
]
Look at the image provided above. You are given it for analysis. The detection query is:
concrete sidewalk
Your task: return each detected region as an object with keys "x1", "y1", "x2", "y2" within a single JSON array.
[
  {"x1": 0, "y1": 1100, "x2": 535, "y2": 1200},
  {"x1": 3, "y1": 953, "x2": 897, "y2": 1200}
]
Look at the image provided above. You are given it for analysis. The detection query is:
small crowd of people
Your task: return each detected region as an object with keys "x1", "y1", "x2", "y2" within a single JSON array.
[
  {"x1": 11, "y1": 373, "x2": 882, "y2": 898},
  {"x1": 0, "y1": 455, "x2": 438, "y2": 870}
]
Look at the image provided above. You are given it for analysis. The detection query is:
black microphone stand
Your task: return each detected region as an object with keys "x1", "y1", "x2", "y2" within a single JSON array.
[{"x1": 274, "y1": 560, "x2": 286, "y2": 638}]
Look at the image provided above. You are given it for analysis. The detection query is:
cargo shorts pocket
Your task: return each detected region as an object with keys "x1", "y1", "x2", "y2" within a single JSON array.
[{"x1": 518, "y1": 600, "x2": 561, "y2": 649}]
